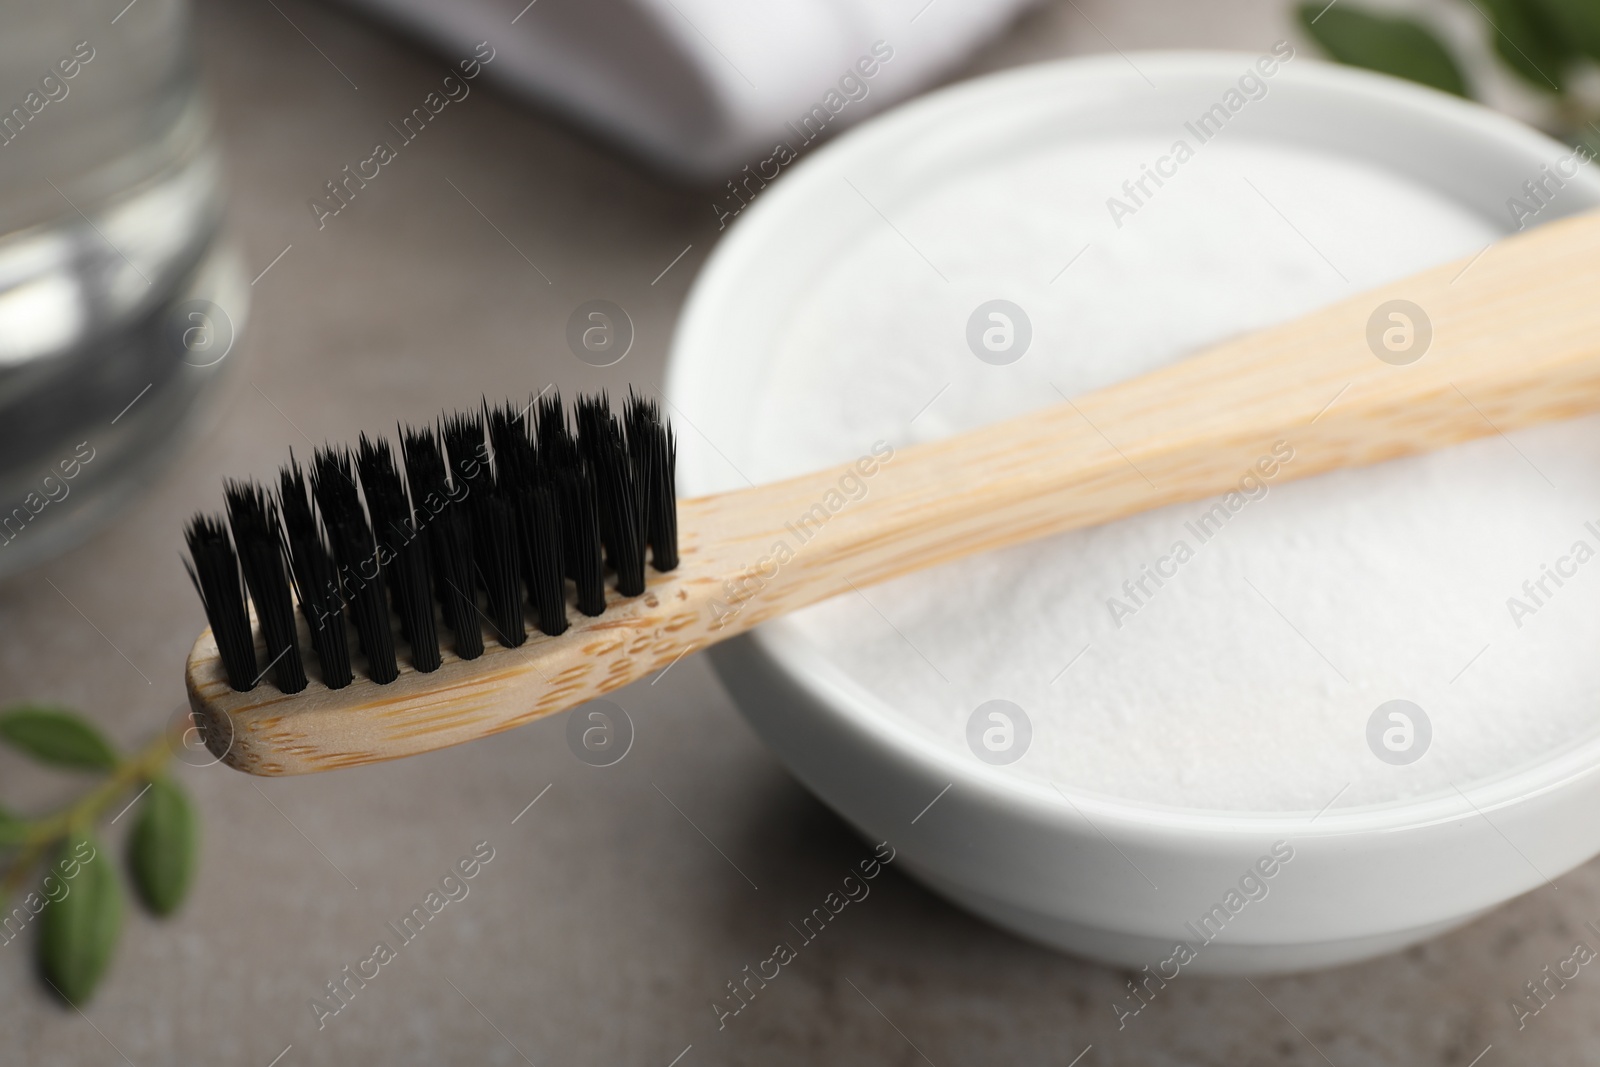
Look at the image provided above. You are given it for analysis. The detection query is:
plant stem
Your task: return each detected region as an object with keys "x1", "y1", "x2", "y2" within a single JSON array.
[{"x1": 0, "y1": 729, "x2": 174, "y2": 903}]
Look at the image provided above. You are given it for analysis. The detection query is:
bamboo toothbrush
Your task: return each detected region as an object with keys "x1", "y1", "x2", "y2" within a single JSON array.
[{"x1": 187, "y1": 209, "x2": 1600, "y2": 776}]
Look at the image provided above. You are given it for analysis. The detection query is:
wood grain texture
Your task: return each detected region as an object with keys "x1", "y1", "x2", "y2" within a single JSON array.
[{"x1": 189, "y1": 208, "x2": 1600, "y2": 775}]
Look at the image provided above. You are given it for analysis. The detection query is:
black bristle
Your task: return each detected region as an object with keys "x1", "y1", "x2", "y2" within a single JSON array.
[
  {"x1": 311, "y1": 448, "x2": 398, "y2": 684},
  {"x1": 524, "y1": 478, "x2": 568, "y2": 635},
  {"x1": 626, "y1": 390, "x2": 679, "y2": 572},
  {"x1": 564, "y1": 463, "x2": 607, "y2": 615},
  {"x1": 534, "y1": 390, "x2": 567, "y2": 456},
  {"x1": 436, "y1": 507, "x2": 485, "y2": 659},
  {"x1": 538, "y1": 395, "x2": 606, "y2": 616},
  {"x1": 184, "y1": 389, "x2": 678, "y2": 693},
  {"x1": 397, "y1": 425, "x2": 450, "y2": 603},
  {"x1": 489, "y1": 401, "x2": 549, "y2": 641},
  {"x1": 442, "y1": 411, "x2": 491, "y2": 496},
  {"x1": 224, "y1": 481, "x2": 307, "y2": 694},
  {"x1": 445, "y1": 411, "x2": 524, "y2": 648},
  {"x1": 279, "y1": 460, "x2": 353, "y2": 689},
  {"x1": 495, "y1": 398, "x2": 568, "y2": 636},
  {"x1": 183, "y1": 515, "x2": 258, "y2": 691},
  {"x1": 577, "y1": 395, "x2": 647, "y2": 596},
  {"x1": 476, "y1": 490, "x2": 526, "y2": 647},
  {"x1": 357, "y1": 435, "x2": 441, "y2": 673},
  {"x1": 403, "y1": 426, "x2": 483, "y2": 660}
]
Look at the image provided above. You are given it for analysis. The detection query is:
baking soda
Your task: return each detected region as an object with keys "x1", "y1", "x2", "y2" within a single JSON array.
[{"x1": 740, "y1": 136, "x2": 1600, "y2": 812}]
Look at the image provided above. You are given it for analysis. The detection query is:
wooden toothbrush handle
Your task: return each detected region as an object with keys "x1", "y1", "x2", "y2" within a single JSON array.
[
  {"x1": 188, "y1": 209, "x2": 1600, "y2": 775},
  {"x1": 711, "y1": 207, "x2": 1600, "y2": 610}
]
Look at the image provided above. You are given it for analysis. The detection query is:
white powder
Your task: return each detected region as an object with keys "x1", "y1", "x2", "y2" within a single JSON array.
[{"x1": 737, "y1": 136, "x2": 1600, "y2": 813}]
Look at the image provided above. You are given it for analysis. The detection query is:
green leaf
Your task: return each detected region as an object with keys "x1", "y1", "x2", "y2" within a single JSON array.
[
  {"x1": 128, "y1": 777, "x2": 197, "y2": 916},
  {"x1": 1480, "y1": 0, "x2": 1572, "y2": 91},
  {"x1": 0, "y1": 807, "x2": 28, "y2": 846},
  {"x1": 1298, "y1": 4, "x2": 1470, "y2": 96},
  {"x1": 0, "y1": 706, "x2": 119, "y2": 771},
  {"x1": 38, "y1": 833, "x2": 121, "y2": 1005},
  {"x1": 1531, "y1": 0, "x2": 1600, "y2": 61}
]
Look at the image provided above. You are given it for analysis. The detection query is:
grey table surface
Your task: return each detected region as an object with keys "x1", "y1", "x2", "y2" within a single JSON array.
[{"x1": 3, "y1": 0, "x2": 1595, "y2": 1064}]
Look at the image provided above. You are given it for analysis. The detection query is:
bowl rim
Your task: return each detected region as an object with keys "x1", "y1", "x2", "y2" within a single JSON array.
[{"x1": 666, "y1": 50, "x2": 1600, "y2": 842}]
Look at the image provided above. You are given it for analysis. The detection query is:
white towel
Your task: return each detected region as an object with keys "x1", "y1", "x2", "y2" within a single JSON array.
[{"x1": 330, "y1": 0, "x2": 1038, "y2": 180}]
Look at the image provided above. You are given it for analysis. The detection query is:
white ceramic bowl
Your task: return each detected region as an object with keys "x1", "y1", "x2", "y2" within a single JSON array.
[{"x1": 665, "y1": 53, "x2": 1600, "y2": 973}]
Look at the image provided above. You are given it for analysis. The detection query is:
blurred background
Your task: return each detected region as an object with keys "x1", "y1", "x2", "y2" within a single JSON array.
[{"x1": 3, "y1": 0, "x2": 1599, "y2": 1063}]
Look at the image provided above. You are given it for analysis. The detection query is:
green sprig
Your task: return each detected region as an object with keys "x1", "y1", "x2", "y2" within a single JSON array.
[
  {"x1": 0, "y1": 706, "x2": 198, "y2": 1005},
  {"x1": 1298, "y1": 0, "x2": 1600, "y2": 150}
]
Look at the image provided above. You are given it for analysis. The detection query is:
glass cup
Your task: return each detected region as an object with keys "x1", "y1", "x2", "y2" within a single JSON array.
[{"x1": 0, "y1": 0, "x2": 243, "y2": 576}]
